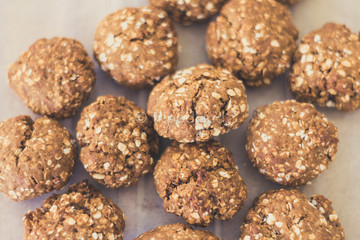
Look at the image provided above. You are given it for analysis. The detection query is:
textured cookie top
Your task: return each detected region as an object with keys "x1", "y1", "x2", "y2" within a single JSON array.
[
  {"x1": 0, "y1": 116, "x2": 76, "y2": 201},
  {"x1": 23, "y1": 180, "x2": 126, "y2": 240},
  {"x1": 77, "y1": 95, "x2": 159, "y2": 188},
  {"x1": 8, "y1": 37, "x2": 96, "y2": 119},
  {"x1": 206, "y1": 0, "x2": 298, "y2": 87},
  {"x1": 147, "y1": 64, "x2": 248, "y2": 143},
  {"x1": 149, "y1": 0, "x2": 226, "y2": 25},
  {"x1": 246, "y1": 100, "x2": 338, "y2": 186},
  {"x1": 290, "y1": 23, "x2": 360, "y2": 111},
  {"x1": 94, "y1": 6, "x2": 178, "y2": 89},
  {"x1": 240, "y1": 189, "x2": 345, "y2": 240},
  {"x1": 154, "y1": 140, "x2": 247, "y2": 226},
  {"x1": 135, "y1": 223, "x2": 220, "y2": 240}
]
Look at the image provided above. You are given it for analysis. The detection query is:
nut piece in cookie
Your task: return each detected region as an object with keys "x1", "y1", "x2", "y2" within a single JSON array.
[
  {"x1": 147, "y1": 64, "x2": 248, "y2": 143},
  {"x1": 246, "y1": 100, "x2": 338, "y2": 186},
  {"x1": 240, "y1": 189, "x2": 345, "y2": 240},
  {"x1": 23, "y1": 180, "x2": 126, "y2": 240},
  {"x1": 0, "y1": 115, "x2": 76, "y2": 201},
  {"x1": 77, "y1": 95, "x2": 159, "y2": 188},
  {"x1": 154, "y1": 140, "x2": 247, "y2": 226},
  {"x1": 290, "y1": 23, "x2": 360, "y2": 111},
  {"x1": 149, "y1": 0, "x2": 227, "y2": 25},
  {"x1": 135, "y1": 223, "x2": 220, "y2": 239},
  {"x1": 206, "y1": 0, "x2": 298, "y2": 87},
  {"x1": 8, "y1": 37, "x2": 96, "y2": 119},
  {"x1": 94, "y1": 6, "x2": 178, "y2": 89}
]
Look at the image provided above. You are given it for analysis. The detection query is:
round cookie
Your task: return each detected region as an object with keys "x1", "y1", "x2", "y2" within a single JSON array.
[
  {"x1": 149, "y1": 0, "x2": 226, "y2": 25},
  {"x1": 246, "y1": 100, "x2": 338, "y2": 186},
  {"x1": 240, "y1": 189, "x2": 345, "y2": 240},
  {"x1": 0, "y1": 115, "x2": 76, "y2": 201},
  {"x1": 154, "y1": 140, "x2": 247, "y2": 226},
  {"x1": 290, "y1": 23, "x2": 360, "y2": 112},
  {"x1": 206, "y1": 0, "x2": 298, "y2": 87},
  {"x1": 147, "y1": 64, "x2": 248, "y2": 143},
  {"x1": 77, "y1": 95, "x2": 159, "y2": 188},
  {"x1": 135, "y1": 223, "x2": 220, "y2": 240},
  {"x1": 94, "y1": 6, "x2": 178, "y2": 89},
  {"x1": 8, "y1": 37, "x2": 96, "y2": 119},
  {"x1": 23, "y1": 180, "x2": 126, "y2": 240}
]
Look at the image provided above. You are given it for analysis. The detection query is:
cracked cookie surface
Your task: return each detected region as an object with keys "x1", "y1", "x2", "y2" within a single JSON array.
[
  {"x1": 149, "y1": 0, "x2": 226, "y2": 25},
  {"x1": 154, "y1": 140, "x2": 247, "y2": 226},
  {"x1": 240, "y1": 189, "x2": 345, "y2": 240},
  {"x1": 8, "y1": 37, "x2": 96, "y2": 119},
  {"x1": 246, "y1": 100, "x2": 338, "y2": 186},
  {"x1": 147, "y1": 64, "x2": 248, "y2": 143},
  {"x1": 135, "y1": 223, "x2": 220, "y2": 239},
  {"x1": 290, "y1": 23, "x2": 360, "y2": 111},
  {"x1": 23, "y1": 180, "x2": 126, "y2": 240},
  {"x1": 77, "y1": 95, "x2": 159, "y2": 188},
  {"x1": 206, "y1": 0, "x2": 298, "y2": 87},
  {"x1": 93, "y1": 6, "x2": 178, "y2": 89},
  {"x1": 0, "y1": 115, "x2": 76, "y2": 201}
]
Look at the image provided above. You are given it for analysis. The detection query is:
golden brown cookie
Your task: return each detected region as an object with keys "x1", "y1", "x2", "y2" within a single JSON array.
[
  {"x1": 23, "y1": 180, "x2": 126, "y2": 240},
  {"x1": 8, "y1": 37, "x2": 96, "y2": 119},
  {"x1": 77, "y1": 95, "x2": 159, "y2": 188},
  {"x1": 147, "y1": 64, "x2": 248, "y2": 143},
  {"x1": 246, "y1": 100, "x2": 338, "y2": 186},
  {"x1": 240, "y1": 189, "x2": 345, "y2": 240},
  {"x1": 94, "y1": 6, "x2": 178, "y2": 89},
  {"x1": 0, "y1": 115, "x2": 76, "y2": 201}
]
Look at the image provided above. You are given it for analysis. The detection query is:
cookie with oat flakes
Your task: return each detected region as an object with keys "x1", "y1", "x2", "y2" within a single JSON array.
[
  {"x1": 76, "y1": 95, "x2": 159, "y2": 188},
  {"x1": 240, "y1": 189, "x2": 345, "y2": 240},
  {"x1": 93, "y1": 6, "x2": 178, "y2": 89},
  {"x1": 135, "y1": 223, "x2": 220, "y2": 239},
  {"x1": 246, "y1": 100, "x2": 338, "y2": 186},
  {"x1": 0, "y1": 115, "x2": 76, "y2": 201},
  {"x1": 147, "y1": 64, "x2": 248, "y2": 143},
  {"x1": 23, "y1": 180, "x2": 126, "y2": 240},
  {"x1": 149, "y1": 0, "x2": 227, "y2": 25},
  {"x1": 290, "y1": 23, "x2": 360, "y2": 112},
  {"x1": 154, "y1": 140, "x2": 247, "y2": 227},
  {"x1": 8, "y1": 37, "x2": 96, "y2": 119},
  {"x1": 206, "y1": 0, "x2": 298, "y2": 87}
]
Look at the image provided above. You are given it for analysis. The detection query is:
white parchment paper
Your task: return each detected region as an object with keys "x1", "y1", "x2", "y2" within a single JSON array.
[{"x1": 0, "y1": 0, "x2": 359, "y2": 239}]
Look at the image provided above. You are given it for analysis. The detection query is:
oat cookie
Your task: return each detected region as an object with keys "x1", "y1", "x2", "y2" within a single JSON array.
[
  {"x1": 246, "y1": 100, "x2": 338, "y2": 186},
  {"x1": 240, "y1": 189, "x2": 345, "y2": 240},
  {"x1": 8, "y1": 37, "x2": 96, "y2": 119},
  {"x1": 154, "y1": 140, "x2": 247, "y2": 226},
  {"x1": 94, "y1": 6, "x2": 178, "y2": 89},
  {"x1": 147, "y1": 64, "x2": 248, "y2": 143},
  {"x1": 149, "y1": 0, "x2": 226, "y2": 25},
  {"x1": 290, "y1": 23, "x2": 360, "y2": 111},
  {"x1": 77, "y1": 95, "x2": 159, "y2": 188},
  {"x1": 23, "y1": 180, "x2": 126, "y2": 240},
  {"x1": 206, "y1": 0, "x2": 298, "y2": 87},
  {"x1": 0, "y1": 115, "x2": 76, "y2": 201},
  {"x1": 135, "y1": 223, "x2": 220, "y2": 239}
]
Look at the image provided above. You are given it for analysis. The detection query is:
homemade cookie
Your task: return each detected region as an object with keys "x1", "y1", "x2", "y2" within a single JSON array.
[
  {"x1": 135, "y1": 223, "x2": 220, "y2": 239},
  {"x1": 290, "y1": 23, "x2": 360, "y2": 111},
  {"x1": 23, "y1": 180, "x2": 126, "y2": 240},
  {"x1": 94, "y1": 6, "x2": 178, "y2": 89},
  {"x1": 0, "y1": 115, "x2": 76, "y2": 201},
  {"x1": 240, "y1": 189, "x2": 345, "y2": 240},
  {"x1": 206, "y1": 0, "x2": 298, "y2": 87},
  {"x1": 246, "y1": 100, "x2": 338, "y2": 186},
  {"x1": 8, "y1": 37, "x2": 95, "y2": 119},
  {"x1": 154, "y1": 140, "x2": 247, "y2": 226},
  {"x1": 149, "y1": 0, "x2": 226, "y2": 25},
  {"x1": 77, "y1": 95, "x2": 159, "y2": 188},
  {"x1": 147, "y1": 64, "x2": 248, "y2": 143}
]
